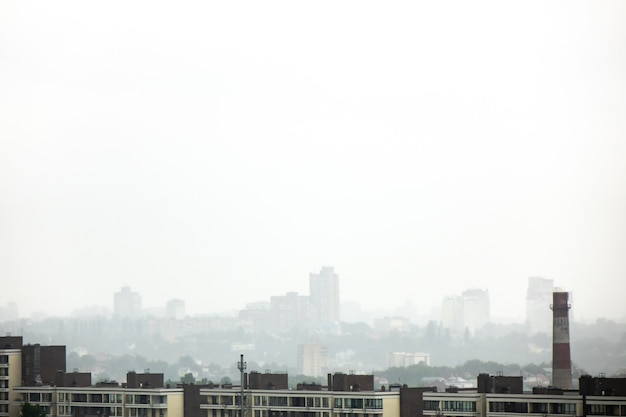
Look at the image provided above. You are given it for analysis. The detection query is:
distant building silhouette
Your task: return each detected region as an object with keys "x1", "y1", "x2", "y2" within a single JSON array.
[
  {"x1": 238, "y1": 301, "x2": 270, "y2": 328},
  {"x1": 526, "y1": 276, "x2": 554, "y2": 334},
  {"x1": 374, "y1": 316, "x2": 411, "y2": 333},
  {"x1": 270, "y1": 291, "x2": 309, "y2": 330},
  {"x1": 387, "y1": 352, "x2": 430, "y2": 368},
  {"x1": 239, "y1": 266, "x2": 340, "y2": 333},
  {"x1": 462, "y1": 289, "x2": 490, "y2": 335},
  {"x1": 166, "y1": 299, "x2": 186, "y2": 320},
  {"x1": 297, "y1": 343, "x2": 329, "y2": 377},
  {"x1": 113, "y1": 286, "x2": 142, "y2": 319},
  {"x1": 441, "y1": 289, "x2": 490, "y2": 338},
  {"x1": 441, "y1": 295, "x2": 464, "y2": 338},
  {"x1": 309, "y1": 266, "x2": 340, "y2": 330}
]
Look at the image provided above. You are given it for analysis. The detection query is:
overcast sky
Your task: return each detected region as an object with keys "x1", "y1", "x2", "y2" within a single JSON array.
[{"x1": 1, "y1": 1, "x2": 625, "y2": 323}]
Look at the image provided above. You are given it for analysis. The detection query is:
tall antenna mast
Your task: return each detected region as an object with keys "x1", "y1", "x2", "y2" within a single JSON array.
[{"x1": 237, "y1": 354, "x2": 247, "y2": 417}]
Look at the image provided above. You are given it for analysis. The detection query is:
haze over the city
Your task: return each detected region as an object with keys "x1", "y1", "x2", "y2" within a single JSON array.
[{"x1": 2, "y1": 1, "x2": 625, "y2": 323}]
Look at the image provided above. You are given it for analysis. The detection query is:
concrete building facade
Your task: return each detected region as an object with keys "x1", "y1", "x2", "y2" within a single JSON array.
[
  {"x1": 0, "y1": 336, "x2": 183, "y2": 417},
  {"x1": 114, "y1": 287, "x2": 142, "y2": 320},
  {"x1": 442, "y1": 289, "x2": 490, "y2": 338},
  {"x1": 297, "y1": 344, "x2": 329, "y2": 378},
  {"x1": 309, "y1": 267, "x2": 340, "y2": 331},
  {"x1": 525, "y1": 277, "x2": 554, "y2": 335},
  {"x1": 198, "y1": 372, "x2": 398, "y2": 417},
  {"x1": 0, "y1": 337, "x2": 22, "y2": 417}
]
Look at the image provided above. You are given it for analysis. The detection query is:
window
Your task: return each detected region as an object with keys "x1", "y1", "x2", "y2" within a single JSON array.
[
  {"x1": 424, "y1": 401, "x2": 439, "y2": 411},
  {"x1": 220, "y1": 395, "x2": 234, "y2": 406},
  {"x1": 552, "y1": 403, "x2": 577, "y2": 415},
  {"x1": 442, "y1": 401, "x2": 476, "y2": 412},
  {"x1": 290, "y1": 397, "x2": 306, "y2": 407},
  {"x1": 588, "y1": 404, "x2": 620, "y2": 416},
  {"x1": 490, "y1": 402, "x2": 528, "y2": 413},
  {"x1": 365, "y1": 399, "x2": 382, "y2": 410},
  {"x1": 531, "y1": 403, "x2": 548, "y2": 414},
  {"x1": 345, "y1": 399, "x2": 363, "y2": 409},
  {"x1": 268, "y1": 397, "x2": 287, "y2": 407},
  {"x1": 334, "y1": 399, "x2": 342, "y2": 408}
]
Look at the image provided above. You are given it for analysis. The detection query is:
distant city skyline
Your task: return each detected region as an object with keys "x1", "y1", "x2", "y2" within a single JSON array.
[
  {"x1": 2, "y1": 3, "x2": 625, "y2": 326},
  {"x1": 1, "y1": 273, "x2": 621, "y2": 325}
]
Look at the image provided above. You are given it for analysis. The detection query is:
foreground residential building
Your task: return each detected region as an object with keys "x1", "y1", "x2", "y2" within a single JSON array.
[
  {"x1": 13, "y1": 374, "x2": 184, "y2": 417},
  {"x1": 0, "y1": 336, "x2": 183, "y2": 417},
  {"x1": 196, "y1": 372, "x2": 399, "y2": 417},
  {"x1": 4, "y1": 337, "x2": 625, "y2": 417},
  {"x1": 423, "y1": 373, "x2": 626, "y2": 417}
]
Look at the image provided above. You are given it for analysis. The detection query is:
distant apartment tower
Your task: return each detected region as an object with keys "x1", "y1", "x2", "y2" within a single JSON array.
[
  {"x1": 238, "y1": 301, "x2": 270, "y2": 329},
  {"x1": 374, "y1": 316, "x2": 412, "y2": 333},
  {"x1": 309, "y1": 266, "x2": 340, "y2": 330},
  {"x1": 270, "y1": 292, "x2": 310, "y2": 331},
  {"x1": 442, "y1": 289, "x2": 490, "y2": 338},
  {"x1": 297, "y1": 343, "x2": 329, "y2": 377},
  {"x1": 462, "y1": 289, "x2": 490, "y2": 335},
  {"x1": 441, "y1": 296, "x2": 464, "y2": 338},
  {"x1": 114, "y1": 286, "x2": 142, "y2": 319},
  {"x1": 387, "y1": 352, "x2": 430, "y2": 368},
  {"x1": 526, "y1": 277, "x2": 554, "y2": 334},
  {"x1": 166, "y1": 299, "x2": 186, "y2": 320}
]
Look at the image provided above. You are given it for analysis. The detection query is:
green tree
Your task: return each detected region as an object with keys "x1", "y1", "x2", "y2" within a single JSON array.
[
  {"x1": 180, "y1": 372, "x2": 195, "y2": 384},
  {"x1": 21, "y1": 402, "x2": 46, "y2": 417}
]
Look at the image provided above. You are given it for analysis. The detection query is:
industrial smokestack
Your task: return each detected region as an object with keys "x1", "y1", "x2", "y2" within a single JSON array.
[{"x1": 551, "y1": 291, "x2": 572, "y2": 389}]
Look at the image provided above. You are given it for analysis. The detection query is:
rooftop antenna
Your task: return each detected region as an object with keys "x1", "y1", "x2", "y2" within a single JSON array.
[{"x1": 237, "y1": 354, "x2": 247, "y2": 417}]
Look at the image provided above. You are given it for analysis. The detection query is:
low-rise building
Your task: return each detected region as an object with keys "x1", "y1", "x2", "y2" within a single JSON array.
[
  {"x1": 197, "y1": 372, "x2": 399, "y2": 417},
  {"x1": 12, "y1": 372, "x2": 184, "y2": 417}
]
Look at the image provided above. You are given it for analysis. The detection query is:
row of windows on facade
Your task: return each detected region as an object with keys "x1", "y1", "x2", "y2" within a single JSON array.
[
  {"x1": 206, "y1": 396, "x2": 382, "y2": 410},
  {"x1": 27, "y1": 406, "x2": 166, "y2": 417},
  {"x1": 22, "y1": 393, "x2": 168, "y2": 405},
  {"x1": 211, "y1": 411, "x2": 378, "y2": 417},
  {"x1": 423, "y1": 401, "x2": 624, "y2": 416}
]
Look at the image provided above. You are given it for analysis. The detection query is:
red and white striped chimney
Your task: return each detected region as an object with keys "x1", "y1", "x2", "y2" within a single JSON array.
[{"x1": 551, "y1": 291, "x2": 572, "y2": 389}]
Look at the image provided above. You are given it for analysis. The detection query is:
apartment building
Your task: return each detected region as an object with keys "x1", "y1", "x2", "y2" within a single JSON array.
[
  {"x1": 0, "y1": 337, "x2": 22, "y2": 417},
  {"x1": 422, "y1": 374, "x2": 626, "y2": 417},
  {"x1": 197, "y1": 372, "x2": 399, "y2": 417},
  {"x1": 0, "y1": 337, "x2": 183, "y2": 417},
  {"x1": 13, "y1": 377, "x2": 183, "y2": 417}
]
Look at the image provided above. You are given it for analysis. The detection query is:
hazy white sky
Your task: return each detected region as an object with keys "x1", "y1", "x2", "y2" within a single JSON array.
[{"x1": 1, "y1": 1, "x2": 625, "y2": 322}]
